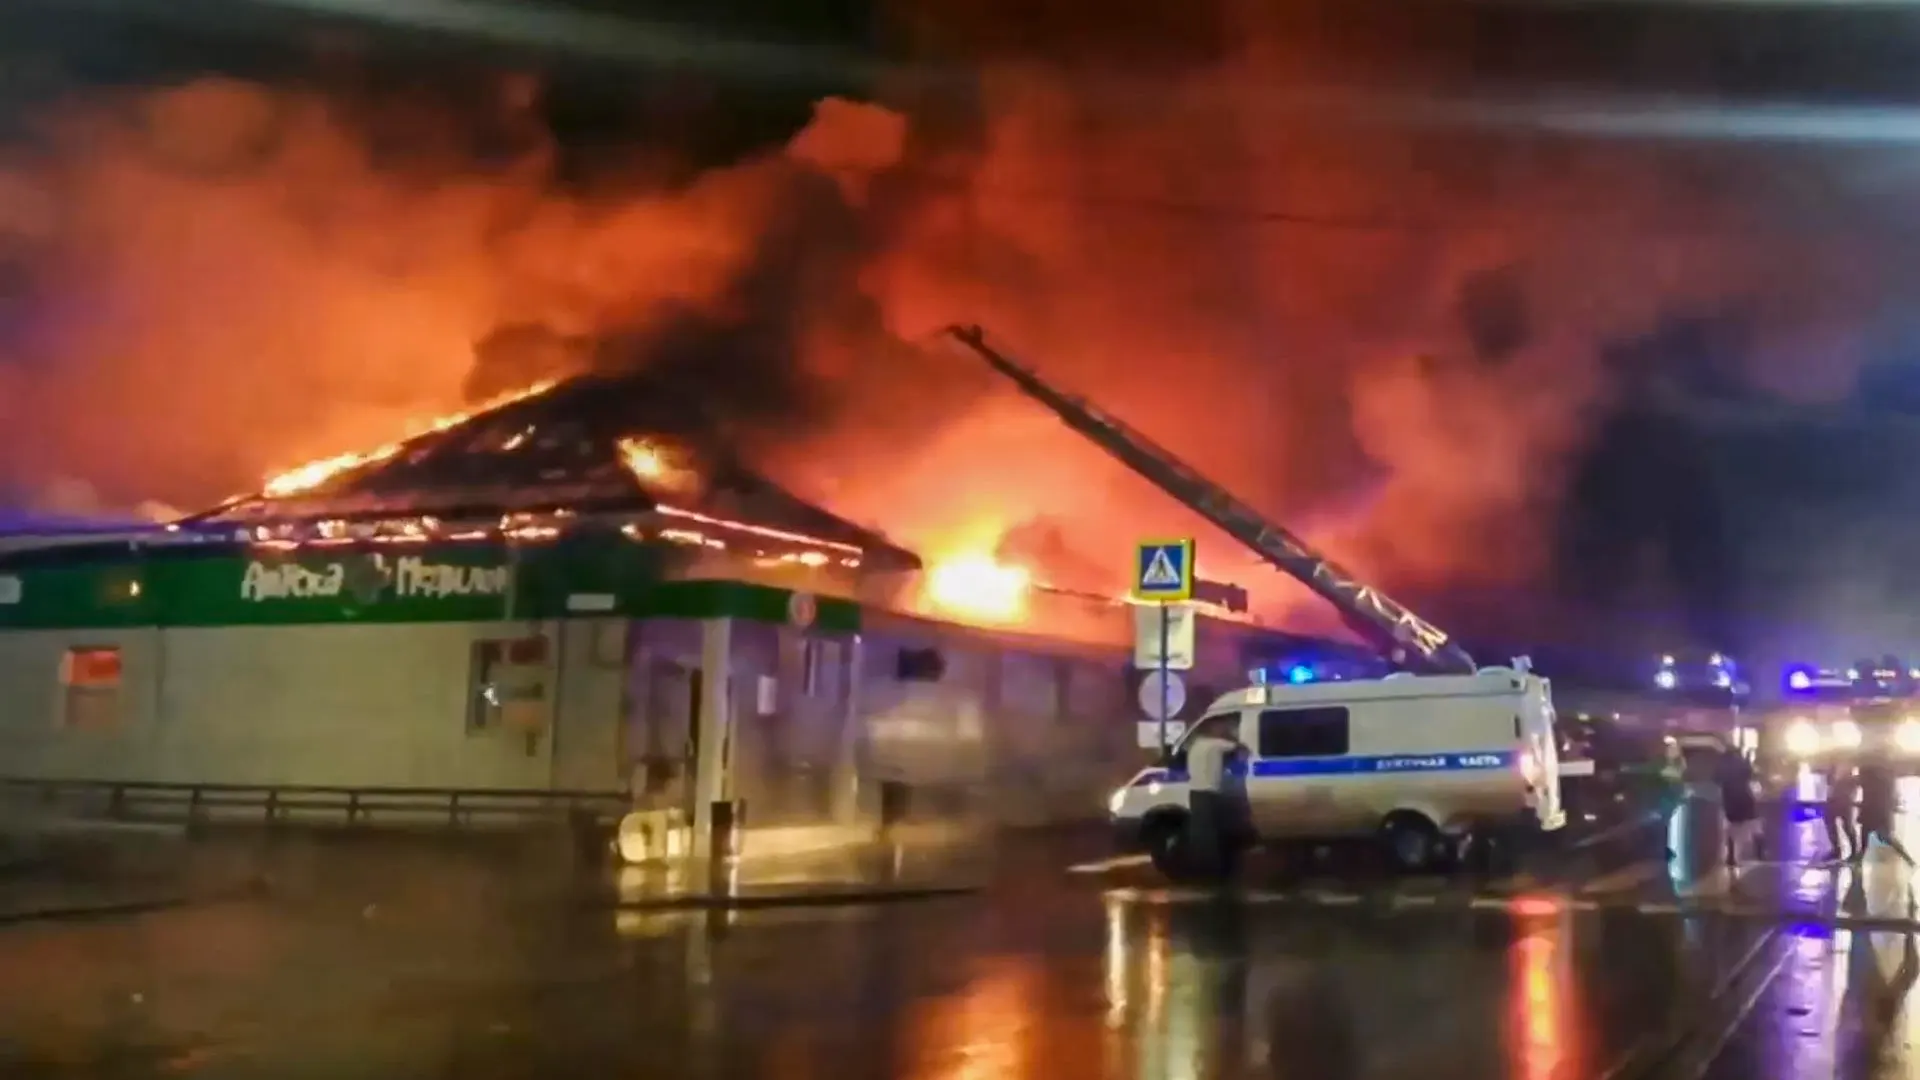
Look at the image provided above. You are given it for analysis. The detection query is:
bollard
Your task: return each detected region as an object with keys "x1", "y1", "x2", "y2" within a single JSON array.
[
  {"x1": 710, "y1": 799, "x2": 746, "y2": 861},
  {"x1": 877, "y1": 781, "x2": 910, "y2": 844},
  {"x1": 707, "y1": 799, "x2": 746, "y2": 896}
]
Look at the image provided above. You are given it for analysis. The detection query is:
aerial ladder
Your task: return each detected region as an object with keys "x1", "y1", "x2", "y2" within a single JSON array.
[{"x1": 944, "y1": 324, "x2": 1479, "y2": 676}]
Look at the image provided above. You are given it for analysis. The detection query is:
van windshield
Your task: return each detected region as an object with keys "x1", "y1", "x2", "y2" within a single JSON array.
[{"x1": 1172, "y1": 714, "x2": 1236, "y2": 757}]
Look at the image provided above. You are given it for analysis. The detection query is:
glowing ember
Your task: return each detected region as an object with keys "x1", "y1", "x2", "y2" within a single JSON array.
[
  {"x1": 924, "y1": 553, "x2": 1032, "y2": 624},
  {"x1": 616, "y1": 436, "x2": 698, "y2": 491},
  {"x1": 261, "y1": 380, "x2": 559, "y2": 497},
  {"x1": 655, "y1": 503, "x2": 864, "y2": 556},
  {"x1": 618, "y1": 438, "x2": 666, "y2": 479}
]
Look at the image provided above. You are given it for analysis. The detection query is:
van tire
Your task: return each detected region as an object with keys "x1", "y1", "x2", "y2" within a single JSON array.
[
  {"x1": 1379, "y1": 812, "x2": 1446, "y2": 874},
  {"x1": 1143, "y1": 812, "x2": 1195, "y2": 881}
]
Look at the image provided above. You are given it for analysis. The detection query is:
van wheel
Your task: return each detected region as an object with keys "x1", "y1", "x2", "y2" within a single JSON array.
[
  {"x1": 1379, "y1": 812, "x2": 1446, "y2": 874},
  {"x1": 1143, "y1": 814, "x2": 1195, "y2": 881}
]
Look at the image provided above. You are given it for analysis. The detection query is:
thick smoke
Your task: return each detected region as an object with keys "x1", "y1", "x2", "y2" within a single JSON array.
[
  {"x1": 0, "y1": 76, "x2": 886, "y2": 509},
  {"x1": 0, "y1": 24, "x2": 1911, "y2": 632}
]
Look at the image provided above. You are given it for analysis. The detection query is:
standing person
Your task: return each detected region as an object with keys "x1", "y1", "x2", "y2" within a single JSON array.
[
  {"x1": 1716, "y1": 746, "x2": 1763, "y2": 867},
  {"x1": 1184, "y1": 714, "x2": 1247, "y2": 881},
  {"x1": 1648, "y1": 739, "x2": 1689, "y2": 861},
  {"x1": 1852, "y1": 761, "x2": 1915, "y2": 866},
  {"x1": 1824, "y1": 762, "x2": 1861, "y2": 864}
]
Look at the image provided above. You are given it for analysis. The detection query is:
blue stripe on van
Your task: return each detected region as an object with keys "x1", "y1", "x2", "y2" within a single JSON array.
[{"x1": 1132, "y1": 750, "x2": 1517, "y2": 786}]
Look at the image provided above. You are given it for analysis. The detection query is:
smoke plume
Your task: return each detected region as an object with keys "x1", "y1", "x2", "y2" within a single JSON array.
[{"x1": 0, "y1": 18, "x2": 1912, "y2": 633}]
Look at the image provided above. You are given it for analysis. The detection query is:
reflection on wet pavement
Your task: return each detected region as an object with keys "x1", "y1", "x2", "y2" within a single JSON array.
[
  {"x1": 11, "y1": 787, "x2": 1920, "y2": 1078},
  {"x1": 1700, "y1": 781, "x2": 1920, "y2": 1080},
  {"x1": 0, "y1": 844, "x2": 1774, "y2": 1080}
]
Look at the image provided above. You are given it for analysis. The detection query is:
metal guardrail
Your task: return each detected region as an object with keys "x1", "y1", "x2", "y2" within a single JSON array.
[{"x1": 0, "y1": 777, "x2": 630, "y2": 831}]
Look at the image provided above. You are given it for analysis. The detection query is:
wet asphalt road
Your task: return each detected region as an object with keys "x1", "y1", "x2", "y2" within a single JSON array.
[{"x1": 4, "y1": 793, "x2": 1920, "y2": 1079}]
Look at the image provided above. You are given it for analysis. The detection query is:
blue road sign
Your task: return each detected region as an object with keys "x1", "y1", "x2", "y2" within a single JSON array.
[{"x1": 1133, "y1": 538, "x2": 1195, "y2": 601}]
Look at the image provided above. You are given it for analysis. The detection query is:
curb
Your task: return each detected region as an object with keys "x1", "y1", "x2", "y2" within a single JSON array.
[
  {"x1": 0, "y1": 880, "x2": 266, "y2": 927},
  {"x1": 606, "y1": 882, "x2": 982, "y2": 913},
  {"x1": 0, "y1": 893, "x2": 205, "y2": 926}
]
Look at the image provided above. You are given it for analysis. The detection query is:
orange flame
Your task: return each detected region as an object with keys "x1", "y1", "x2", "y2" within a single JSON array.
[
  {"x1": 615, "y1": 436, "x2": 698, "y2": 492},
  {"x1": 924, "y1": 552, "x2": 1033, "y2": 624},
  {"x1": 261, "y1": 380, "x2": 558, "y2": 498}
]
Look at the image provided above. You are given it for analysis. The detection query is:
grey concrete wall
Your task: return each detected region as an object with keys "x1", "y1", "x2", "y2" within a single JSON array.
[
  {"x1": 0, "y1": 626, "x2": 163, "y2": 781},
  {"x1": 856, "y1": 614, "x2": 1135, "y2": 829},
  {"x1": 549, "y1": 619, "x2": 631, "y2": 792},
  {"x1": 0, "y1": 610, "x2": 1136, "y2": 833},
  {"x1": 0, "y1": 619, "x2": 631, "y2": 792}
]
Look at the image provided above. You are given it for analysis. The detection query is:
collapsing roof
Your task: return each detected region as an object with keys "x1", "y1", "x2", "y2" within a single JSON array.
[{"x1": 180, "y1": 373, "x2": 922, "y2": 573}]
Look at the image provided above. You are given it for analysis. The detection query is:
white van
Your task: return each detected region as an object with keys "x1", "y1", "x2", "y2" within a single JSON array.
[{"x1": 1107, "y1": 663, "x2": 1565, "y2": 878}]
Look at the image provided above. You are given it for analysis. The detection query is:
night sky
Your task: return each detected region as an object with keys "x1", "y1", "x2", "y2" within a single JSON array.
[{"x1": 10, "y1": 0, "x2": 1920, "y2": 667}]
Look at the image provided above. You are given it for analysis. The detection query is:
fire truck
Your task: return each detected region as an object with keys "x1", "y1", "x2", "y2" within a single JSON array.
[{"x1": 945, "y1": 328, "x2": 1565, "y2": 873}]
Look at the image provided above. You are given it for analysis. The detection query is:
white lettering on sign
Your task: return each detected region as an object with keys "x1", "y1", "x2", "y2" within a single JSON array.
[
  {"x1": 1374, "y1": 755, "x2": 1447, "y2": 772},
  {"x1": 393, "y1": 557, "x2": 508, "y2": 599},
  {"x1": 241, "y1": 556, "x2": 508, "y2": 602},
  {"x1": 1457, "y1": 753, "x2": 1503, "y2": 769},
  {"x1": 0, "y1": 575, "x2": 20, "y2": 605},
  {"x1": 241, "y1": 561, "x2": 346, "y2": 600}
]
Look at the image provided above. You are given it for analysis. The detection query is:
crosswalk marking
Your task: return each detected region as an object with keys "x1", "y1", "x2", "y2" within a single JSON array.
[
  {"x1": 1070, "y1": 845, "x2": 1842, "y2": 920},
  {"x1": 1067, "y1": 854, "x2": 1152, "y2": 875}
]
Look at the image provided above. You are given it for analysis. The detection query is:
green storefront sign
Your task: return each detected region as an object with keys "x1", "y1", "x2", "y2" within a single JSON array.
[{"x1": 0, "y1": 538, "x2": 860, "y2": 633}]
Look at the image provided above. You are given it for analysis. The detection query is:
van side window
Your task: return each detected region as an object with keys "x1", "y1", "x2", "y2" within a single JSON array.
[{"x1": 1256, "y1": 707, "x2": 1350, "y2": 758}]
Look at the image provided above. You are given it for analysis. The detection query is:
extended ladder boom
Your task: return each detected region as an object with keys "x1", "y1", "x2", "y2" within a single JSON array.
[{"x1": 946, "y1": 325, "x2": 1476, "y2": 675}]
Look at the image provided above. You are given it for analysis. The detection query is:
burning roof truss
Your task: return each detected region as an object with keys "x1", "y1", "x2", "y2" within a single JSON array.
[{"x1": 179, "y1": 374, "x2": 919, "y2": 573}]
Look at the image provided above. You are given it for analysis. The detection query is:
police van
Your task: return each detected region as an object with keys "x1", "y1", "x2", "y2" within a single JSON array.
[{"x1": 1108, "y1": 662, "x2": 1565, "y2": 878}]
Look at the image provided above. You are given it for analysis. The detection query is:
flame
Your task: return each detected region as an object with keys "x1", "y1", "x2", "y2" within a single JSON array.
[
  {"x1": 619, "y1": 438, "x2": 667, "y2": 480},
  {"x1": 261, "y1": 380, "x2": 558, "y2": 498},
  {"x1": 615, "y1": 436, "x2": 698, "y2": 492},
  {"x1": 924, "y1": 553, "x2": 1033, "y2": 625}
]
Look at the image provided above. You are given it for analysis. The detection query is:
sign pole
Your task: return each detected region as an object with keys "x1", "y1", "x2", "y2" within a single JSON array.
[
  {"x1": 1133, "y1": 538, "x2": 1195, "y2": 752},
  {"x1": 1158, "y1": 601, "x2": 1171, "y2": 751}
]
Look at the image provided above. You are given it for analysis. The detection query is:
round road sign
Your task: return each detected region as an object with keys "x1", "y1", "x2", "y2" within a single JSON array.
[
  {"x1": 1137, "y1": 670, "x2": 1187, "y2": 719},
  {"x1": 787, "y1": 591, "x2": 817, "y2": 628}
]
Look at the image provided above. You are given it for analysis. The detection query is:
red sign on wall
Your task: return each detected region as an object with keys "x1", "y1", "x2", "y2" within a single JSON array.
[{"x1": 61, "y1": 647, "x2": 123, "y2": 688}]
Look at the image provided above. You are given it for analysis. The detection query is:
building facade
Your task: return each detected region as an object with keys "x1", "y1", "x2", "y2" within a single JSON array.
[{"x1": 0, "y1": 534, "x2": 1303, "y2": 848}]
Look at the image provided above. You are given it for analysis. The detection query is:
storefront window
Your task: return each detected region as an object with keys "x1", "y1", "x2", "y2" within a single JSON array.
[
  {"x1": 60, "y1": 645, "x2": 123, "y2": 729},
  {"x1": 468, "y1": 636, "x2": 549, "y2": 735}
]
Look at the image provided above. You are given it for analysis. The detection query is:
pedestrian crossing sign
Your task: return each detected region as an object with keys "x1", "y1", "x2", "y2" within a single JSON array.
[{"x1": 1133, "y1": 539, "x2": 1195, "y2": 601}]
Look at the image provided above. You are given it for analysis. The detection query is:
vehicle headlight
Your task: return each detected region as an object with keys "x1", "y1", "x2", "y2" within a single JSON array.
[
  {"x1": 1784, "y1": 720, "x2": 1821, "y2": 756},
  {"x1": 1108, "y1": 788, "x2": 1127, "y2": 815},
  {"x1": 1832, "y1": 720, "x2": 1863, "y2": 749},
  {"x1": 1897, "y1": 723, "x2": 1920, "y2": 754}
]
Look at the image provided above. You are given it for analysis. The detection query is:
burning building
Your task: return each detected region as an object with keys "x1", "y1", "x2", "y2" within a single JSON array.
[{"x1": 0, "y1": 369, "x2": 1355, "y2": 848}]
